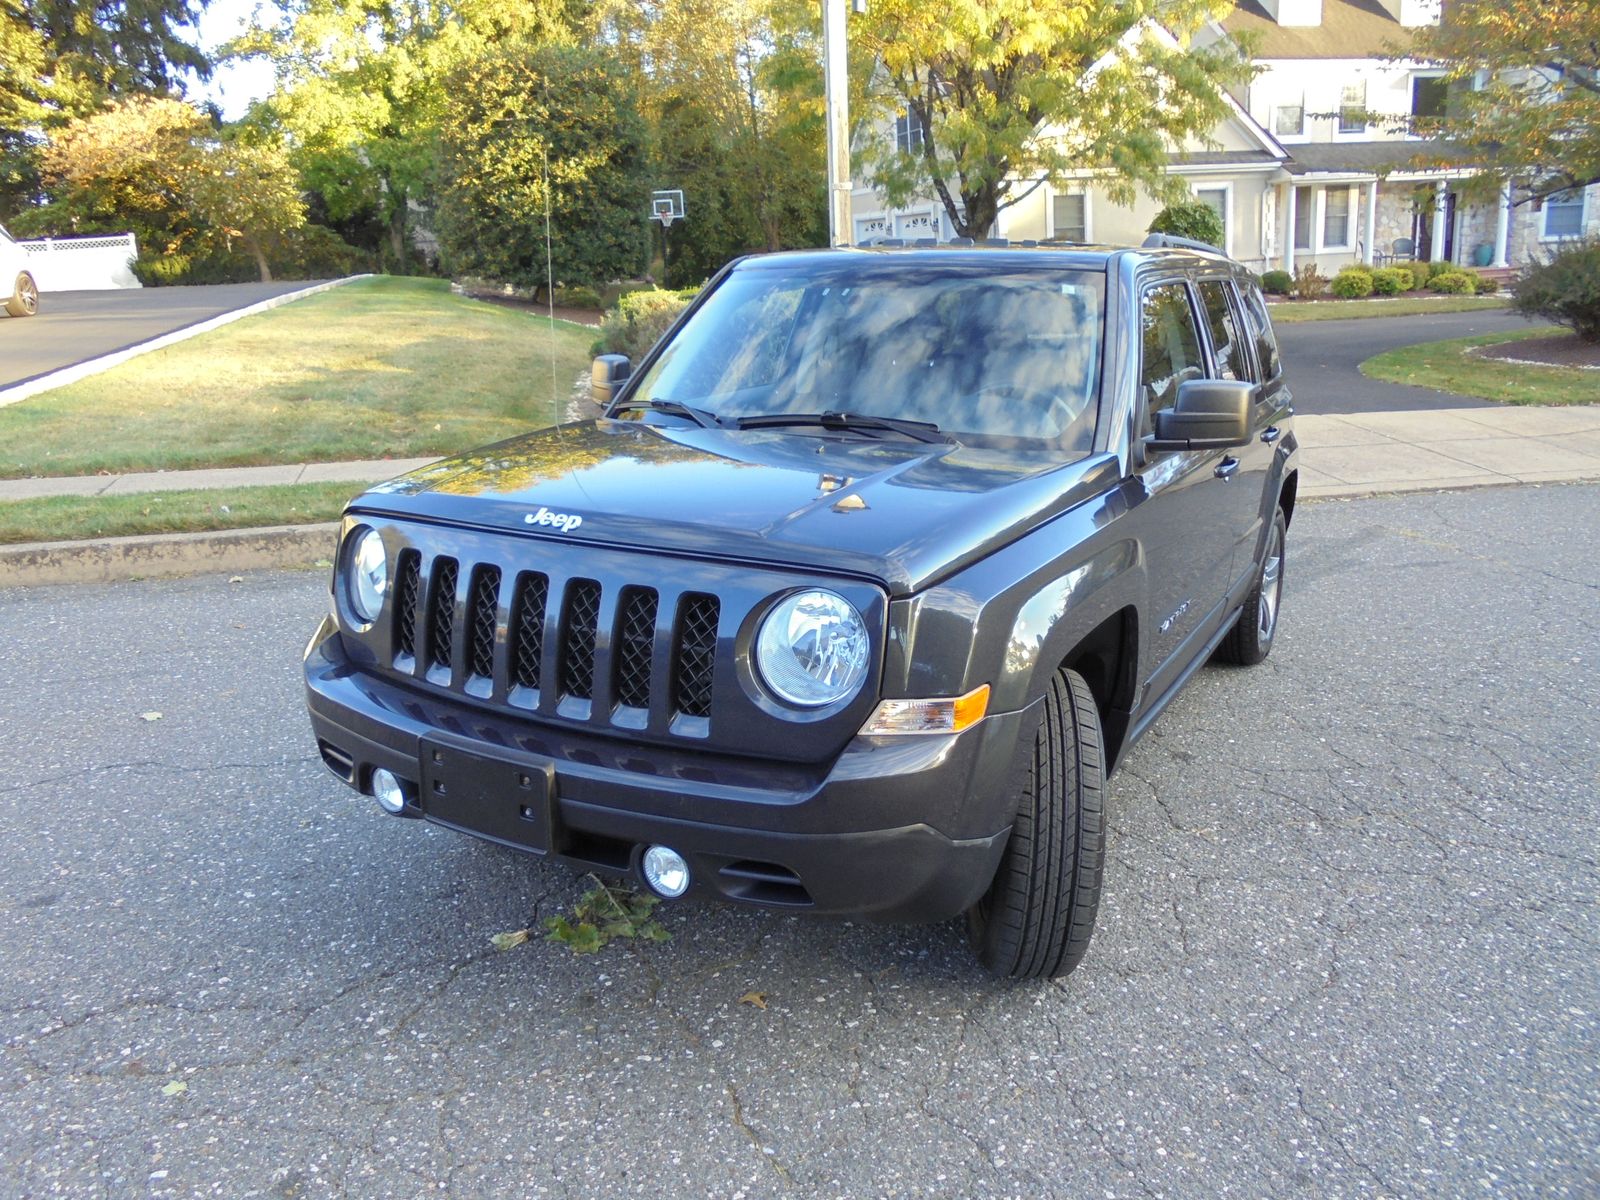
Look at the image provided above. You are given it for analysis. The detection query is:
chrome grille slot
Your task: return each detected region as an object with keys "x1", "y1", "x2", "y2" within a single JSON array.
[
  {"x1": 466, "y1": 565, "x2": 501, "y2": 685},
  {"x1": 613, "y1": 588, "x2": 658, "y2": 711},
  {"x1": 559, "y1": 579, "x2": 602, "y2": 700},
  {"x1": 674, "y1": 594, "x2": 719, "y2": 718},
  {"x1": 426, "y1": 557, "x2": 458, "y2": 678},
  {"x1": 508, "y1": 572, "x2": 549, "y2": 693}
]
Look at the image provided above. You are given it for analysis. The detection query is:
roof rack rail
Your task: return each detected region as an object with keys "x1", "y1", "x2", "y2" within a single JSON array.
[{"x1": 1141, "y1": 232, "x2": 1226, "y2": 257}]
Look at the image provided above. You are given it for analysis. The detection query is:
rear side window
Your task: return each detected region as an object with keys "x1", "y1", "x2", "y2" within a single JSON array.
[
  {"x1": 1240, "y1": 284, "x2": 1283, "y2": 382},
  {"x1": 1197, "y1": 280, "x2": 1252, "y2": 381},
  {"x1": 1139, "y1": 283, "x2": 1204, "y2": 435}
]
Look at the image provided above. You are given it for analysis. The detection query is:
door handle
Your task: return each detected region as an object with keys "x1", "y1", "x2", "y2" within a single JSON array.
[
  {"x1": 1215, "y1": 457, "x2": 1240, "y2": 481},
  {"x1": 1261, "y1": 426, "x2": 1282, "y2": 444}
]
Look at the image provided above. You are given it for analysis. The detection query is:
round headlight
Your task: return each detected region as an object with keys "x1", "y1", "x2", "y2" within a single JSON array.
[
  {"x1": 755, "y1": 590, "x2": 870, "y2": 708},
  {"x1": 347, "y1": 527, "x2": 388, "y2": 624}
]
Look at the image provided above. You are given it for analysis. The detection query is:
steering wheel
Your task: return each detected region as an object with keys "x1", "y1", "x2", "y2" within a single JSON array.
[{"x1": 954, "y1": 385, "x2": 1075, "y2": 438}]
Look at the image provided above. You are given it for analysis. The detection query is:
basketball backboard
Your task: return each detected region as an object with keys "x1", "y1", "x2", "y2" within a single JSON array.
[{"x1": 651, "y1": 189, "x2": 686, "y2": 228}]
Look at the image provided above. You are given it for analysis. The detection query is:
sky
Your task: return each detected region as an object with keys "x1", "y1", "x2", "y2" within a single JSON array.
[{"x1": 185, "y1": 0, "x2": 280, "y2": 120}]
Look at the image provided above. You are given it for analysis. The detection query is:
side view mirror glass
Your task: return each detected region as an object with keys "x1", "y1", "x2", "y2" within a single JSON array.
[
  {"x1": 591, "y1": 354, "x2": 632, "y2": 407},
  {"x1": 1148, "y1": 379, "x2": 1257, "y2": 451}
]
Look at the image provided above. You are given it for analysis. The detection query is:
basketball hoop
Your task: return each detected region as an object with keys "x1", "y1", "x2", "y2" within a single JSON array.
[{"x1": 651, "y1": 189, "x2": 685, "y2": 230}]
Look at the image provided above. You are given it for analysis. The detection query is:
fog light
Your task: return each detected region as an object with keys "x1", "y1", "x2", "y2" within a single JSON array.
[
  {"x1": 371, "y1": 768, "x2": 407, "y2": 814},
  {"x1": 642, "y1": 845, "x2": 690, "y2": 898}
]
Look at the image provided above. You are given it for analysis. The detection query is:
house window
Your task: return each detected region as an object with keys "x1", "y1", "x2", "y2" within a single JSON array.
[
  {"x1": 1274, "y1": 99, "x2": 1305, "y2": 137},
  {"x1": 894, "y1": 110, "x2": 925, "y2": 154},
  {"x1": 1324, "y1": 187, "x2": 1352, "y2": 247},
  {"x1": 1411, "y1": 75, "x2": 1448, "y2": 120},
  {"x1": 1543, "y1": 188, "x2": 1586, "y2": 239},
  {"x1": 1338, "y1": 83, "x2": 1366, "y2": 135},
  {"x1": 1052, "y1": 192, "x2": 1087, "y2": 242},
  {"x1": 1196, "y1": 187, "x2": 1228, "y2": 249},
  {"x1": 1293, "y1": 185, "x2": 1313, "y2": 250}
]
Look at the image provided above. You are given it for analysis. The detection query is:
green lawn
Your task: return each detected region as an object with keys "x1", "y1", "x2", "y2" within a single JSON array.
[
  {"x1": 0, "y1": 482, "x2": 358, "y2": 545},
  {"x1": 1360, "y1": 327, "x2": 1597, "y2": 406},
  {"x1": 0, "y1": 276, "x2": 595, "y2": 480},
  {"x1": 1268, "y1": 295, "x2": 1509, "y2": 322}
]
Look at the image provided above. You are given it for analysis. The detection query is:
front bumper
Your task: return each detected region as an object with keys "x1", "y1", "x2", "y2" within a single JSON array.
[{"x1": 304, "y1": 619, "x2": 1030, "y2": 923}]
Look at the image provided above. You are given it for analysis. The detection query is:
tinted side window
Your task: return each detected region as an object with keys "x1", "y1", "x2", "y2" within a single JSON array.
[
  {"x1": 1198, "y1": 280, "x2": 1252, "y2": 381},
  {"x1": 1139, "y1": 283, "x2": 1204, "y2": 436},
  {"x1": 1240, "y1": 285, "x2": 1283, "y2": 382}
]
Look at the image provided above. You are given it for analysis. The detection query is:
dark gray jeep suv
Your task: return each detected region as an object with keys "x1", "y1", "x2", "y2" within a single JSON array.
[{"x1": 304, "y1": 239, "x2": 1298, "y2": 979}]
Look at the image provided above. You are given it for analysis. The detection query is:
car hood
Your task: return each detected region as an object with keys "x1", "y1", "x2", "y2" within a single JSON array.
[{"x1": 351, "y1": 419, "x2": 1118, "y2": 595}]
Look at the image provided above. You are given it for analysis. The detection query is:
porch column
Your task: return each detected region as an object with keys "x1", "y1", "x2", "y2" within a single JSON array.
[
  {"x1": 1492, "y1": 183, "x2": 1511, "y2": 268},
  {"x1": 1431, "y1": 180, "x2": 1448, "y2": 261},
  {"x1": 1364, "y1": 180, "x2": 1379, "y2": 265},
  {"x1": 1282, "y1": 184, "x2": 1297, "y2": 272}
]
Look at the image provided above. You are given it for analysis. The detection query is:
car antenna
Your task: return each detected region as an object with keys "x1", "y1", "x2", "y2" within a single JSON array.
[{"x1": 543, "y1": 144, "x2": 559, "y2": 427}]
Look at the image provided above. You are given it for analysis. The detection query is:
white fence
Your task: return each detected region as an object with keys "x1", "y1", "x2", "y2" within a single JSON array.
[{"x1": 19, "y1": 233, "x2": 141, "y2": 291}]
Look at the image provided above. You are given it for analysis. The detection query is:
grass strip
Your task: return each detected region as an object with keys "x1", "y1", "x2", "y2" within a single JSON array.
[
  {"x1": 1269, "y1": 295, "x2": 1509, "y2": 322},
  {"x1": 1359, "y1": 326, "x2": 1596, "y2": 406},
  {"x1": 0, "y1": 276, "x2": 593, "y2": 480},
  {"x1": 0, "y1": 481, "x2": 363, "y2": 545}
]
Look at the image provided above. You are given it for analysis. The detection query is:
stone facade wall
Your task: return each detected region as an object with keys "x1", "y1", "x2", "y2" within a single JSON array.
[{"x1": 1506, "y1": 183, "x2": 1600, "y2": 267}]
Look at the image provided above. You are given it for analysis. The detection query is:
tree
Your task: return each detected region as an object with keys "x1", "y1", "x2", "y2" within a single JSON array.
[
  {"x1": 433, "y1": 43, "x2": 651, "y2": 293},
  {"x1": 1401, "y1": 0, "x2": 1600, "y2": 206},
  {"x1": 853, "y1": 0, "x2": 1252, "y2": 239},
  {"x1": 1149, "y1": 200, "x2": 1225, "y2": 247},
  {"x1": 184, "y1": 135, "x2": 308, "y2": 281}
]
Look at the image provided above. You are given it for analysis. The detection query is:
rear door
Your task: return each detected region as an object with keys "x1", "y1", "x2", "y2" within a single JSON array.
[
  {"x1": 1231, "y1": 281, "x2": 1294, "y2": 583},
  {"x1": 1131, "y1": 278, "x2": 1239, "y2": 698}
]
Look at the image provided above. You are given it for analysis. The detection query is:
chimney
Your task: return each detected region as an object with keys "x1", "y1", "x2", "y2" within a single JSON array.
[
  {"x1": 1374, "y1": 0, "x2": 1441, "y2": 26},
  {"x1": 1259, "y1": 0, "x2": 1323, "y2": 26}
]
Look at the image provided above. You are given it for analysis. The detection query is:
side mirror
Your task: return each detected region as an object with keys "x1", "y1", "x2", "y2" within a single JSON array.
[
  {"x1": 591, "y1": 354, "x2": 631, "y2": 407},
  {"x1": 1148, "y1": 379, "x2": 1257, "y2": 451}
]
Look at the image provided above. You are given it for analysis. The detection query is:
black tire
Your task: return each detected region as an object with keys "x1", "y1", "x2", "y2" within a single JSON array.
[
  {"x1": 6, "y1": 272, "x2": 37, "y2": 318},
  {"x1": 967, "y1": 667, "x2": 1105, "y2": 980},
  {"x1": 1219, "y1": 506, "x2": 1287, "y2": 666}
]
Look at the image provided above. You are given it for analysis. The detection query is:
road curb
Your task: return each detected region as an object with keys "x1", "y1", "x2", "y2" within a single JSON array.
[
  {"x1": 0, "y1": 275, "x2": 375, "y2": 408},
  {"x1": 0, "y1": 523, "x2": 339, "y2": 587}
]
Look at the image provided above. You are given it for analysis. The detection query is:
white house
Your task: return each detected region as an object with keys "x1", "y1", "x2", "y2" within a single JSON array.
[{"x1": 851, "y1": 0, "x2": 1600, "y2": 272}]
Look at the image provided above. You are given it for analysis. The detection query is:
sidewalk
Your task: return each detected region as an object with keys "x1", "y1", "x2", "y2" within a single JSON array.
[{"x1": 1, "y1": 404, "x2": 1597, "y2": 505}]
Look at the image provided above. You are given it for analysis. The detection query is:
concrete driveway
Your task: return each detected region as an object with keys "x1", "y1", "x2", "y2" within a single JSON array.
[
  {"x1": 2, "y1": 483, "x2": 1595, "y2": 1197},
  {"x1": 1273, "y1": 308, "x2": 1534, "y2": 415},
  {"x1": 1, "y1": 282, "x2": 325, "y2": 389}
]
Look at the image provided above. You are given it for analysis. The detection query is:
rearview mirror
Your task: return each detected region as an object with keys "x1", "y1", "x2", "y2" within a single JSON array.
[
  {"x1": 591, "y1": 354, "x2": 632, "y2": 407},
  {"x1": 1148, "y1": 379, "x2": 1257, "y2": 451}
]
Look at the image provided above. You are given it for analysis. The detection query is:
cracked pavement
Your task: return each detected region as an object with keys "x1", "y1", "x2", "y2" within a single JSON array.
[{"x1": 2, "y1": 483, "x2": 1596, "y2": 1198}]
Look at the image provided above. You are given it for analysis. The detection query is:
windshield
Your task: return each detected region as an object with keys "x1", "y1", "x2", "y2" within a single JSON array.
[{"x1": 628, "y1": 261, "x2": 1105, "y2": 451}]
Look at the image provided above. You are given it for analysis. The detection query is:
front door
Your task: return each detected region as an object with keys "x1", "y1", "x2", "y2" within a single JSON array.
[{"x1": 1130, "y1": 280, "x2": 1240, "y2": 701}]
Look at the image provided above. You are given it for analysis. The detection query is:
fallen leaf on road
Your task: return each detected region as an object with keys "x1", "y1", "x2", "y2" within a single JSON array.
[
  {"x1": 738, "y1": 991, "x2": 768, "y2": 1010},
  {"x1": 228, "y1": 575, "x2": 243, "y2": 583},
  {"x1": 490, "y1": 929, "x2": 530, "y2": 952},
  {"x1": 161, "y1": 1080, "x2": 187, "y2": 1096},
  {"x1": 139, "y1": 712, "x2": 162, "y2": 722}
]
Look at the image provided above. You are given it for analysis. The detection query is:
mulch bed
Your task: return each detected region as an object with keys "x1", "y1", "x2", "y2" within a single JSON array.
[
  {"x1": 454, "y1": 286, "x2": 602, "y2": 328},
  {"x1": 1474, "y1": 333, "x2": 1600, "y2": 370}
]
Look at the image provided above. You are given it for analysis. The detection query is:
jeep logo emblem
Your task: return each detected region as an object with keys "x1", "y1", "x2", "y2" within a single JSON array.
[{"x1": 524, "y1": 506, "x2": 584, "y2": 533}]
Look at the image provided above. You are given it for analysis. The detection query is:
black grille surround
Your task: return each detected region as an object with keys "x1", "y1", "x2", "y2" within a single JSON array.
[{"x1": 340, "y1": 518, "x2": 888, "y2": 759}]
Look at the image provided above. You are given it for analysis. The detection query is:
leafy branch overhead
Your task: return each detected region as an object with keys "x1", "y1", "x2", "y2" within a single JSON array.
[{"x1": 853, "y1": 0, "x2": 1253, "y2": 239}]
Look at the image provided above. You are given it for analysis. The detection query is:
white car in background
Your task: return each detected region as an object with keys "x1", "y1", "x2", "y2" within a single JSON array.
[{"x1": 0, "y1": 223, "x2": 38, "y2": 317}]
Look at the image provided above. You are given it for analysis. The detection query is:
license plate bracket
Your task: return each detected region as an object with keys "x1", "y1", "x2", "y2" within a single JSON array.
[{"x1": 419, "y1": 739, "x2": 555, "y2": 854}]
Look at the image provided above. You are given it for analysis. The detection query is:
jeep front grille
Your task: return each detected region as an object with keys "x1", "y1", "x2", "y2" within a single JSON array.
[{"x1": 401, "y1": 556, "x2": 723, "y2": 734}]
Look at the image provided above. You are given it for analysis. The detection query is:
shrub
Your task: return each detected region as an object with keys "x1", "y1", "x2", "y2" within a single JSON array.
[
  {"x1": 555, "y1": 285, "x2": 604, "y2": 310},
  {"x1": 1330, "y1": 267, "x2": 1375, "y2": 299},
  {"x1": 1399, "y1": 261, "x2": 1433, "y2": 289},
  {"x1": 1292, "y1": 263, "x2": 1328, "y2": 300},
  {"x1": 1371, "y1": 267, "x2": 1411, "y2": 295},
  {"x1": 1475, "y1": 273, "x2": 1500, "y2": 294},
  {"x1": 594, "y1": 287, "x2": 701, "y2": 360},
  {"x1": 132, "y1": 252, "x2": 192, "y2": 287},
  {"x1": 1429, "y1": 270, "x2": 1477, "y2": 295},
  {"x1": 1512, "y1": 240, "x2": 1600, "y2": 343},
  {"x1": 1148, "y1": 201, "x2": 1225, "y2": 249},
  {"x1": 1260, "y1": 269, "x2": 1293, "y2": 296}
]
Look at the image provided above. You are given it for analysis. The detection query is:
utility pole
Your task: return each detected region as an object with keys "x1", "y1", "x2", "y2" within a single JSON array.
[{"x1": 822, "y1": 0, "x2": 854, "y2": 246}]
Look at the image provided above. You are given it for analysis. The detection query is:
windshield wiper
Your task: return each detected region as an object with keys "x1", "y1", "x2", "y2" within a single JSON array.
[
  {"x1": 736, "y1": 410, "x2": 950, "y2": 444},
  {"x1": 611, "y1": 398, "x2": 722, "y2": 429}
]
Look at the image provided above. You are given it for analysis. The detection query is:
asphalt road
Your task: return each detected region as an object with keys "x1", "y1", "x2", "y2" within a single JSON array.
[
  {"x1": 1, "y1": 282, "x2": 325, "y2": 389},
  {"x1": 3, "y1": 484, "x2": 1597, "y2": 1198},
  {"x1": 1274, "y1": 308, "x2": 1534, "y2": 416}
]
